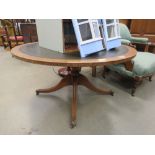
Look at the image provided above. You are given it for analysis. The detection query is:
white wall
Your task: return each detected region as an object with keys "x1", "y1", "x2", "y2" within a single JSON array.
[{"x1": 36, "y1": 19, "x2": 64, "y2": 52}]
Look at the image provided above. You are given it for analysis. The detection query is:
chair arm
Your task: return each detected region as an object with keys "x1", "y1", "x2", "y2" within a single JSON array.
[
  {"x1": 131, "y1": 37, "x2": 149, "y2": 44},
  {"x1": 121, "y1": 39, "x2": 131, "y2": 45}
]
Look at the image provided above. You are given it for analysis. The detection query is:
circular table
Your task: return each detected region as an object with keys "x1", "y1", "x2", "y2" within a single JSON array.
[{"x1": 11, "y1": 42, "x2": 137, "y2": 128}]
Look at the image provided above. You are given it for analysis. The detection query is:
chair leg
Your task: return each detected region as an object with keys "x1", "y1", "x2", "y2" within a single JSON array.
[
  {"x1": 131, "y1": 79, "x2": 138, "y2": 96},
  {"x1": 144, "y1": 44, "x2": 149, "y2": 52},
  {"x1": 8, "y1": 40, "x2": 12, "y2": 49},
  {"x1": 102, "y1": 66, "x2": 106, "y2": 79},
  {"x1": 1, "y1": 36, "x2": 6, "y2": 49},
  {"x1": 149, "y1": 75, "x2": 152, "y2": 81},
  {"x1": 102, "y1": 66, "x2": 110, "y2": 79},
  {"x1": 131, "y1": 88, "x2": 136, "y2": 96},
  {"x1": 131, "y1": 77, "x2": 143, "y2": 96},
  {"x1": 92, "y1": 66, "x2": 96, "y2": 77}
]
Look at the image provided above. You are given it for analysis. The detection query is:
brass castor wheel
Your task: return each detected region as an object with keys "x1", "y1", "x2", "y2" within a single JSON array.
[
  {"x1": 36, "y1": 91, "x2": 39, "y2": 95},
  {"x1": 111, "y1": 91, "x2": 114, "y2": 96},
  {"x1": 70, "y1": 121, "x2": 76, "y2": 129}
]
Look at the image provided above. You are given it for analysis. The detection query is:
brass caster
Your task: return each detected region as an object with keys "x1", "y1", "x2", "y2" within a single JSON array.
[
  {"x1": 70, "y1": 121, "x2": 76, "y2": 129},
  {"x1": 36, "y1": 91, "x2": 39, "y2": 95}
]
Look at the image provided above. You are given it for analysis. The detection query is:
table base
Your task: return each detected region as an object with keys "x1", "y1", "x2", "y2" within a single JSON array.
[{"x1": 36, "y1": 67, "x2": 114, "y2": 128}]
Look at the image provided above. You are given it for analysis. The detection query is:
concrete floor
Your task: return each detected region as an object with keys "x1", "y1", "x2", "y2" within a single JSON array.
[{"x1": 1, "y1": 47, "x2": 155, "y2": 134}]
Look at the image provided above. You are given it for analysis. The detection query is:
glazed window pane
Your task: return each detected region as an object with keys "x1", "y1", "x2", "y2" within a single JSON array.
[
  {"x1": 79, "y1": 23, "x2": 92, "y2": 41},
  {"x1": 77, "y1": 19, "x2": 88, "y2": 23},
  {"x1": 106, "y1": 19, "x2": 114, "y2": 24},
  {"x1": 92, "y1": 22, "x2": 100, "y2": 38},
  {"x1": 107, "y1": 25, "x2": 116, "y2": 38}
]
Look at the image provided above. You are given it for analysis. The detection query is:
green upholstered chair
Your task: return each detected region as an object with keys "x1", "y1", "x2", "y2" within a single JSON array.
[
  {"x1": 119, "y1": 23, "x2": 149, "y2": 51},
  {"x1": 105, "y1": 52, "x2": 155, "y2": 96},
  {"x1": 102, "y1": 23, "x2": 155, "y2": 96}
]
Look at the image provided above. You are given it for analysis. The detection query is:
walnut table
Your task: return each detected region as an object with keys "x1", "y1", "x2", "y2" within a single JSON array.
[{"x1": 11, "y1": 43, "x2": 137, "y2": 128}]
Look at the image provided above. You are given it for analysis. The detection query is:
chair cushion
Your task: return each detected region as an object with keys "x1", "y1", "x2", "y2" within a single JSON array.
[
  {"x1": 9, "y1": 36, "x2": 23, "y2": 41},
  {"x1": 107, "y1": 52, "x2": 155, "y2": 78}
]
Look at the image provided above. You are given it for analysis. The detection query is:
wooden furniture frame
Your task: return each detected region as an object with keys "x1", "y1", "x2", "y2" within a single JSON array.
[
  {"x1": 102, "y1": 66, "x2": 153, "y2": 96},
  {"x1": 130, "y1": 19, "x2": 155, "y2": 42},
  {"x1": 101, "y1": 44, "x2": 153, "y2": 96},
  {"x1": 1, "y1": 19, "x2": 36, "y2": 49},
  {"x1": 11, "y1": 42, "x2": 136, "y2": 128},
  {"x1": 20, "y1": 23, "x2": 38, "y2": 43},
  {"x1": 1, "y1": 19, "x2": 23, "y2": 49},
  {"x1": 120, "y1": 19, "x2": 155, "y2": 53}
]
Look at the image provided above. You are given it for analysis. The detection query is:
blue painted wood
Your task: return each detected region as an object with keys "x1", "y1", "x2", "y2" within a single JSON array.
[
  {"x1": 101, "y1": 19, "x2": 121, "y2": 51},
  {"x1": 80, "y1": 41, "x2": 104, "y2": 57},
  {"x1": 106, "y1": 39, "x2": 121, "y2": 50},
  {"x1": 72, "y1": 19, "x2": 121, "y2": 57},
  {"x1": 72, "y1": 19, "x2": 104, "y2": 58}
]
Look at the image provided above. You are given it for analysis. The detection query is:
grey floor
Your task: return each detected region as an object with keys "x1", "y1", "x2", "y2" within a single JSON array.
[{"x1": 1, "y1": 47, "x2": 155, "y2": 135}]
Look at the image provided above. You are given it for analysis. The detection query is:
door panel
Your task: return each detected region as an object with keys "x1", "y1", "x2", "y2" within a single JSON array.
[
  {"x1": 101, "y1": 19, "x2": 121, "y2": 50},
  {"x1": 72, "y1": 19, "x2": 104, "y2": 57}
]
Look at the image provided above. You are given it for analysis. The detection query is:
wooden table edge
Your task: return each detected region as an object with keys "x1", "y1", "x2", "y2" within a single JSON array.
[{"x1": 11, "y1": 43, "x2": 137, "y2": 67}]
